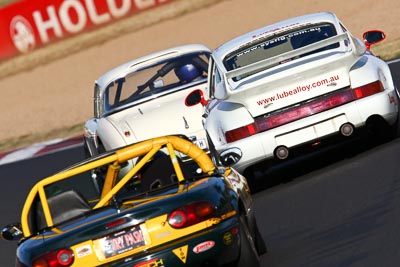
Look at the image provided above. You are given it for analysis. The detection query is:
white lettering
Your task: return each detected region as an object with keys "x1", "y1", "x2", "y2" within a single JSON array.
[
  {"x1": 86, "y1": 0, "x2": 111, "y2": 24},
  {"x1": 31, "y1": 0, "x2": 166, "y2": 44},
  {"x1": 33, "y1": 6, "x2": 62, "y2": 43},
  {"x1": 59, "y1": 0, "x2": 87, "y2": 33},
  {"x1": 107, "y1": 0, "x2": 131, "y2": 18},
  {"x1": 134, "y1": 0, "x2": 156, "y2": 9}
]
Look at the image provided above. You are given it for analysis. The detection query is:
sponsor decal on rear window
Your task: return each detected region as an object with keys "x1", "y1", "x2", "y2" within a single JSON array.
[{"x1": 256, "y1": 74, "x2": 340, "y2": 106}]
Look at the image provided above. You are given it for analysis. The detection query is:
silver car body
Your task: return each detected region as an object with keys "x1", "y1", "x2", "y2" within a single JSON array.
[{"x1": 84, "y1": 44, "x2": 211, "y2": 157}]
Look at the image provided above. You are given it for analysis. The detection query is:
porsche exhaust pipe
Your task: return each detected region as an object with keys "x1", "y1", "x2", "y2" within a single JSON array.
[
  {"x1": 275, "y1": 145, "x2": 289, "y2": 160},
  {"x1": 340, "y1": 123, "x2": 354, "y2": 137}
]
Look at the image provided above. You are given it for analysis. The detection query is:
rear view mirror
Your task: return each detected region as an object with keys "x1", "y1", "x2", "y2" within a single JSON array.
[
  {"x1": 363, "y1": 30, "x2": 386, "y2": 49},
  {"x1": 185, "y1": 89, "x2": 207, "y2": 106},
  {"x1": 1, "y1": 223, "x2": 23, "y2": 241}
]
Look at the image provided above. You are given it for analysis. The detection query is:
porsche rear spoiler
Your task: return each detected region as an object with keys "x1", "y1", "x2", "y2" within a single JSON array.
[{"x1": 225, "y1": 32, "x2": 359, "y2": 82}]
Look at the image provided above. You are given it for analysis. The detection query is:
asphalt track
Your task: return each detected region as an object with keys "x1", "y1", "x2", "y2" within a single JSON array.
[
  {"x1": 0, "y1": 60, "x2": 399, "y2": 266},
  {"x1": 2, "y1": 120, "x2": 400, "y2": 267}
]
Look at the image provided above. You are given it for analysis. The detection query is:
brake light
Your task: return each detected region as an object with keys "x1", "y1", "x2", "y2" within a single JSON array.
[
  {"x1": 225, "y1": 123, "x2": 258, "y2": 143},
  {"x1": 106, "y1": 218, "x2": 127, "y2": 229},
  {"x1": 32, "y1": 248, "x2": 74, "y2": 267},
  {"x1": 256, "y1": 89, "x2": 355, "y2": 132},
  {"x1": 168, "y1": 201, "x2": 216, "y2": 229},
  {"x1": 353, "y1": 80, "x2": 384, "y2": 99},
  {"x1": 224, "y1": 81, "x2": 384, "y2": 144}
]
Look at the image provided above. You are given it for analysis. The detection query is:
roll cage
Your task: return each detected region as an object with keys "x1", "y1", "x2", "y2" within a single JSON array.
[{"x1": 20, "y1": 136, "x2": 216, "y2": 237}]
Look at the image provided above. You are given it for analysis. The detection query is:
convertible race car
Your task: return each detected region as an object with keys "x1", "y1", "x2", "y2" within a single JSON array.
[
  {"x1": 84, "y1": 44, "x2": 211, "y2": 158},
  {"x1": 1, "y1": 135, "x2": 266, "y2": 267},
  {"x1": 189, "y1": 12, "x2": 399, "y2": 177}
]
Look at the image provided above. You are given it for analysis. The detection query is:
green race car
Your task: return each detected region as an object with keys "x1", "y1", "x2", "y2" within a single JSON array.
[{"x1": 2, "y1": 135, "x2": 266, "y2": 267}]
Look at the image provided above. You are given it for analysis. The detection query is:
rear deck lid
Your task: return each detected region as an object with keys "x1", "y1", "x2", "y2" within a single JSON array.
[{"x1": 234, "y1": 52, "x2": 357, "y2": 117}]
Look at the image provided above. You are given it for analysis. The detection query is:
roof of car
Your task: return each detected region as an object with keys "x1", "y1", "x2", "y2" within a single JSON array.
[
  {"x1": 212, "y1": 12, "x2": 340, "y2": 65},
  {"x1": 96, "y1": 43, "x2": 211, "y2": 88}
]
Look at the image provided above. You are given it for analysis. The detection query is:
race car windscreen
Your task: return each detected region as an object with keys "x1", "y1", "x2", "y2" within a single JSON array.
[
  {"x1": 104, "y1": 53, "x2": 209, "y2": 113},
  {"x1": 224, "y1": 23, "x2": 339, "y2": 75}
]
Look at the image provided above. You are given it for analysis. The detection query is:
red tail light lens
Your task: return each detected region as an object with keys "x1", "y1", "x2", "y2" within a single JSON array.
[
  {"x1": 256, "y1": 89, "x2": 355, "y2": 132},
  {"x1": 32, "y1": 248, "x2": 74, "y2": 267},
  {"x1": 225, "y1": 123, "x2": 258, "y2": 143},
  {"x1": 168, "y1": 201, "x2": 216, "y2": 229},
  {"x1": 224, "y1": 81, "x2": 384, "y2": 144},
  {"x1": 353, "y1": 80, "x2": 384, "y2": 99}
]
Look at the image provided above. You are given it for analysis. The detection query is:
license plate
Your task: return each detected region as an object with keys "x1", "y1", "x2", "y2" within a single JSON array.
[
  {"x1": 194, "y1": 138, "x2": 208, "y2": 150},
  {"x1": 98, "y1": 226, "x2": 145, "y2": 258}
]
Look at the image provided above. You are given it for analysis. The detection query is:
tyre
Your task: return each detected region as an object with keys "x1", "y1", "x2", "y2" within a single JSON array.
[
  {"x1": 365, "y1": 116, "x2": 393, "y2": 144},
  {"x1": 392, "y1": 92, "x2": 400, "y2": 139},
  {"x1": 236, "y1": 215, "x2": 260, "y2": 267},
  {"x1": 206, "y1": 132, "x2": 220, "y2": 166},
  {"x1": 253, "y1": 218, "x2": 267, "y2": 255}
]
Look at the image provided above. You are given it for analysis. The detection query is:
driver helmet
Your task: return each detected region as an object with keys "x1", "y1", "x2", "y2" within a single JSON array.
[{"x1": 175, "y1": 64, "x2": 201, "y2": 83}]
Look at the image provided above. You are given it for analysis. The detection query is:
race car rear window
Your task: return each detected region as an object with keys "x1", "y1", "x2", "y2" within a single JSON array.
[
  {"x1": 103, "y1": 53, "x2": 209, "y2": 113},
  {"x1": 224, "y1": 23, "x2": 339, "y2": 72}
]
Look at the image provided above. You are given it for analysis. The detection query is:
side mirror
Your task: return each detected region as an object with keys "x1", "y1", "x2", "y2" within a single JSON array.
[
  {"x1": 1, "y1": 223, "x2": 23, "y2": 241},
  {"x1": 363, "y1": 30, "x2": 386, "y2": 49},
  {"x1": 185, "y1": 89, "x2": 207, "y2": 106}
]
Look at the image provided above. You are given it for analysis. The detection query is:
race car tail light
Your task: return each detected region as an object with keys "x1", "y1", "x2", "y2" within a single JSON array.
[
  {"x1": 106, "y1": 217, "x2": 128, "y2": 229},
  {"x1": 224, "y1": 81, "x2": 384, "y2": 144},
  {"x1": 32, "y1": 248, "x2": 74, "y2": 267},
  {"x1": 168, "y1": 201, "x2": 216, "y2": 229},
  {"x1": 225, "y1": 123, "x2": 258, "y2": 143},
  {"x1": 225, "y1": 90, "x2": 356, "y2": 143},
  {"x1": 256, "y1": 89, "x2": 355, "y2": 132},
  {"x1": 352, "y1": 80, "x2": 384, "y2": 99}
]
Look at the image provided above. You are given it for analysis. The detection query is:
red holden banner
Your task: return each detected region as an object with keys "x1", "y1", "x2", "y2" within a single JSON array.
[{"x1": 0, "y1": 0, "x2": 174, "y2": 61}]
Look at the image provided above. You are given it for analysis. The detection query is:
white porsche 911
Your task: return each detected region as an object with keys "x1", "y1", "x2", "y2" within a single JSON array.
[
  {"x1": 84, "y1": 44, "x2": 211, "y2": 157},
  {"x1": 187, "y1": 12, "x2": 399, "y2": 177}
]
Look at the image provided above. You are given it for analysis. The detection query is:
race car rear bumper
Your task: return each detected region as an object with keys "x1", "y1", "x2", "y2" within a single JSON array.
[
  {"x1": 218, "y1": 91, "x2": 398, "y2": 173},
  {"x1": 102, "y1": 218, "x2": 240, "y2": 267}
]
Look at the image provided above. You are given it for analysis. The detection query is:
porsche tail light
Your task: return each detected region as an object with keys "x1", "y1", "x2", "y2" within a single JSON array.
[
  {"x1": 225, "y1": 123, "x2": 258, "y2": 143},
  {"x1": 353, "y1": 80, "x2": 384, "y2": 99},
  {"x1": 32, "y1": 248, "x2": 74, "y2": 267},
  {"x1": 224, "y1": 81, "x2": 384, "y2": 143},
  {"x1": 255, "y1": 89, "x2": 355, "y2": 132},
  {"x1": 168, "y1": 201, "x2": 216, "y2": 229}
]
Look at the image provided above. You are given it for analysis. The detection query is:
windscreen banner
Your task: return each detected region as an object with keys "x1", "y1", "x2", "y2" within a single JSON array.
[{"x1": 0, "y1": 0, "x2": 173, "y2": 61}]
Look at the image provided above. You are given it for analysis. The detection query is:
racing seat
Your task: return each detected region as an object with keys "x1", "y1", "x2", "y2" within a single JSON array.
[
  {"x1": 33, "y1": 189, "x2": 91, "y2": 230},
  {"x1": 139, "y1": 154, "x2": 193, "y2": 191}
]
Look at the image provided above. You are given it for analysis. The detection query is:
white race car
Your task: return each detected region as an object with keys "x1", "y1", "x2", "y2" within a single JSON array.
[
  {"x1": 188, "y1": 12, "x2": 399, "y2": 177},
  {"x1": 84, "y1": 44, "x2": 211, "y2": 157}
]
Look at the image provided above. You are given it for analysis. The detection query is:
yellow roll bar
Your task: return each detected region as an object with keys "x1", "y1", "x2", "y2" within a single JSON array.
[{"x1": 20, "y1": 136, "x2": 215, "y2": 237}]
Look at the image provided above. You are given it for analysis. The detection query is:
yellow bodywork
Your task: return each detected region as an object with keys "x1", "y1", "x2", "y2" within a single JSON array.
[{"x1": 67, "y1": 209, "x2": 236, "y2": 266}]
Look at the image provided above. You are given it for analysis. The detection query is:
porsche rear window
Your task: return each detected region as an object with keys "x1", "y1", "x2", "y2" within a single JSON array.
[{"x1": 224, "y1": 23, "x2": 339, "y2": 71}]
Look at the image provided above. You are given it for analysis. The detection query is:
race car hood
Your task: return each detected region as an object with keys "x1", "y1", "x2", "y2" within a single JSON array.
[
  {"x1": 226, "y1": 51, "x2": 359, "y2": 118},
  {"x1": 97, "y1": 86, "x2": 206, "y2": 149}
]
